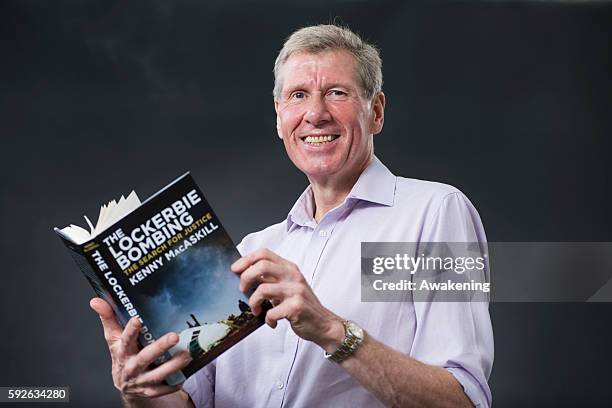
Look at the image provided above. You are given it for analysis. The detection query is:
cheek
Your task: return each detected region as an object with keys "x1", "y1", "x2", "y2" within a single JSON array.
[
  {"x1": 278, "y1": 106, "x2": 304, "y2": 134},
  {"x1": 330, "y1": 100, "x2": 368, "y2": 126}
]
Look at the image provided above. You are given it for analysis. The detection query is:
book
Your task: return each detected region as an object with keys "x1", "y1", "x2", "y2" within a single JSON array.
[{"x1": 54, "y1": 173, "x2": 264, "y2": 385}]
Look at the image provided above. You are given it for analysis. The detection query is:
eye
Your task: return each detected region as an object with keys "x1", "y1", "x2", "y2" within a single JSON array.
[
  {"x1": 290, "y1": 91, "x2": 306, "y2": 100},
  {"x1": 328, "y1": 89, "x2": 348, "y2": 98}
]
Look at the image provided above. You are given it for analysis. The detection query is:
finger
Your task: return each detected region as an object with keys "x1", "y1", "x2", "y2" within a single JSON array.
[
  {"x1": 264, "y1": 301, "x2": 294, "y2": 328},
  {"x1": 137, "y1": 351, "x2": 192, "y2": 386},
  {"x1": 239, "y1": 260, "x2": 285, "y2": 293},
  {"x1": 118, "y1": 317, "x2": 142, "y2": 357},
  {"x1": 90, "y1": 297, "x2": 123, "y2": 344},
  {"x1": 231, "y1": 248, "x2": 283, "y2": 273},
  {"x1": 126, "y1": 383, "x2": 183, "y2": 399},
  {"x1": 134, "y1": 332, "x2": 180, "y2": 369},
  {"x1": 249, "y1": 282, "x2": 290, "y2": 316}
]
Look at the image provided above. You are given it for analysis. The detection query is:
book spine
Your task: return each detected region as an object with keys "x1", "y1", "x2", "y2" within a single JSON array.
[
  {"x1": 64, "y1": 240, "x2": 185, "y2": 385},
  {"x1": 62, "y1": 241, "x2": 115, "y2": 306}
]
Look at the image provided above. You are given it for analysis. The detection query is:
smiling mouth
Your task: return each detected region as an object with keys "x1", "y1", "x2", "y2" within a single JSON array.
[{"x1": 300, "y1": 134, "x2": 340, "y2": 145}]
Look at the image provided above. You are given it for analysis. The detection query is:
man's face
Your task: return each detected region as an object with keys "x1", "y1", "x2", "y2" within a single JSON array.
[{"x1": 274, "y1": 50, "x2": 384, "y2": 183}]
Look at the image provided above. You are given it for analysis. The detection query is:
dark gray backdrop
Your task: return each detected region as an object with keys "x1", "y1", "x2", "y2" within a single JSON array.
[{"x1": 1, "y1": 1, "x2": 611, "y2": 407}]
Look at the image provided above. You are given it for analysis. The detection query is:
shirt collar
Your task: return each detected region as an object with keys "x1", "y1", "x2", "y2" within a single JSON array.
[{"x1": 286, "y1": 156, "x2": 397, "y2": 230}]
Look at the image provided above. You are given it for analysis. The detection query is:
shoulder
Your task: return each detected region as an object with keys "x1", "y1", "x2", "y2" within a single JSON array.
[
  {"x1": 392, "y1": 176, "x2": 484, "y2": 240},
  {"x1": 236, "y1": 219, "x2": 288, "y2": 256},
  {"x1": 394, "y1": 176, "x2": 466, "y2": 209},
  {"x1": 394, "y1": 176, "x2": 485, "y2": 242}
]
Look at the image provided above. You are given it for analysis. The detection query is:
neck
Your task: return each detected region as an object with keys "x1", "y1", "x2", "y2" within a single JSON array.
[{"x1": 309, "y1": 155, "x2": 373, "y2": 222}]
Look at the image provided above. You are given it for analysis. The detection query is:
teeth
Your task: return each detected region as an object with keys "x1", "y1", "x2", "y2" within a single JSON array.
[{"x1": 303, "y1": 135, "x2": 339, "y2": 144}]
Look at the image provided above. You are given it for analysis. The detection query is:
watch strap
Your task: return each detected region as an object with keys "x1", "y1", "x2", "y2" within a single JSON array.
[{"x1": 324, "y1": 320, "x2": 363, "y2": 363}]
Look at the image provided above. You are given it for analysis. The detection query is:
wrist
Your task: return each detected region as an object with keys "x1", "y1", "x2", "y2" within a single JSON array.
[
  {"x1": 318, "y1": 317, "x2": 346, "y2": 353},
  {"x1": 323, "y1": 320, "x2": 366, "y2": 364}
]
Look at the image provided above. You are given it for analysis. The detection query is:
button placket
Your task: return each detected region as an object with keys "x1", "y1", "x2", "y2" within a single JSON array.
[
  {"x1": 274, "y1": 222, "x2": 333, "y2": 407},
  {"x1": 305, "y1": 225, "x2": 331, "y2": 285},
  {"x1": 277, "y1": 205, "x2": 352, "y2": 407}
]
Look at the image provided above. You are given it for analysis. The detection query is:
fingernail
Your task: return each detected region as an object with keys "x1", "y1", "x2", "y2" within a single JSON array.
[{"x1": 169, "y1": 333, "x2": 179, "y2": 344}]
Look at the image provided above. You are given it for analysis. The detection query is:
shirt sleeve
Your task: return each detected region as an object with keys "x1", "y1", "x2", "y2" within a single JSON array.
[
  {"x1": 182, "y1": 360, "x2": 215, "y2": 408},
  {"x1": 412, "y1": 192, "x2": 494, "y2": 407}
]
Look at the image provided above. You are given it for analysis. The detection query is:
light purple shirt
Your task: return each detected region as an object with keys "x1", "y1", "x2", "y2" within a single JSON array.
[{"x1": 184, "y1": 157, "x2": 494, "y2": 407}]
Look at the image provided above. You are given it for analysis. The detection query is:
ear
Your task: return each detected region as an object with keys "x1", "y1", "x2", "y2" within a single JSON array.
[
  {"x1": 369, "y1": 92, "x2": 386, "y2": 136},
  {"x1": 274, "y1": 98, "x2": 283, "y2": 139}
]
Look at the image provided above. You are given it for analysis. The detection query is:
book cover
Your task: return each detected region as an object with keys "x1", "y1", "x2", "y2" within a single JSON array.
[{"x1": 54, "y1": 173, "x2": 264, "y2": 385}]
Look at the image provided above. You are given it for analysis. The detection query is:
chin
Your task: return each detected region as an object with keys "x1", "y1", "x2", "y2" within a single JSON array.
[{"x1": 299, "y1": 159, "x2": 345, "y2": 179}]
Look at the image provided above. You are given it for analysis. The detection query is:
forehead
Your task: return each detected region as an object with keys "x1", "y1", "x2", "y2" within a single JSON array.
[{"x1": 279, "y1": 49, "x2": 360, "y2": 90}]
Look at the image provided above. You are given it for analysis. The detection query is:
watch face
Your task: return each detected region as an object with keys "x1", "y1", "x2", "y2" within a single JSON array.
[{"x1": 346, "y1": 321, "x2": 364, "y2": 340}]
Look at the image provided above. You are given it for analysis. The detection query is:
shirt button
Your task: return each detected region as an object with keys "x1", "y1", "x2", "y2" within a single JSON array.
[
  {"x1": 319, "y1": 230, "x2": 328, "y2": 237},
  {"x1": 276, "y1": 380, "x2": 284, "y2": 390}
]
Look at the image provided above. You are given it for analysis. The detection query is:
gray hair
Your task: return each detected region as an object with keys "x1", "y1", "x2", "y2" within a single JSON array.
[{"x1": 273, "y1": 24, "x2": 383, "y2": 100}]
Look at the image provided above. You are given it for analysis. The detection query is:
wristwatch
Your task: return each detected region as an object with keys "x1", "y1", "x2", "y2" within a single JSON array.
[{"x1": 324, "y1": 320, "x2": 364, "y2": 363}]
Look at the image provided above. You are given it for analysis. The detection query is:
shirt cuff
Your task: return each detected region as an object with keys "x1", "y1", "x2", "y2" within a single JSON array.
[
  {"x1": 446, "y1": 366, "x2": 491, "y2": 408},
  {"x1": 182, "y1": 369, "x2": 214, "y2": 408}
]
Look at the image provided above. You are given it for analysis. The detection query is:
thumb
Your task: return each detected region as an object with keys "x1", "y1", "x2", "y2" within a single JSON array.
[{"x1": 90, "y1": 297, "x2": 123, "y2": 345}]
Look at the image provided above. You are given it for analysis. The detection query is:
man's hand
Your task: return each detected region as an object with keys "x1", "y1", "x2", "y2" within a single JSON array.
[
  {"x1": 231, "y1": 248, "x2": 345, "y2": 351},
  {"x1": 89, "y1": 298, "x2": 192, "y2": 402}
]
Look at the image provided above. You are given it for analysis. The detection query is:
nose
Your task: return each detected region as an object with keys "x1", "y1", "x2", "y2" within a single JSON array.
[{"x1": 304, "y1": 94, "x2": 332, "y2": 126}]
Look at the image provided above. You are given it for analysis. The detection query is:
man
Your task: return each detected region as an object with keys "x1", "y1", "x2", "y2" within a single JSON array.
[{"x1": 90, "y1": 24, "x2": 493, "y2": 407}]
